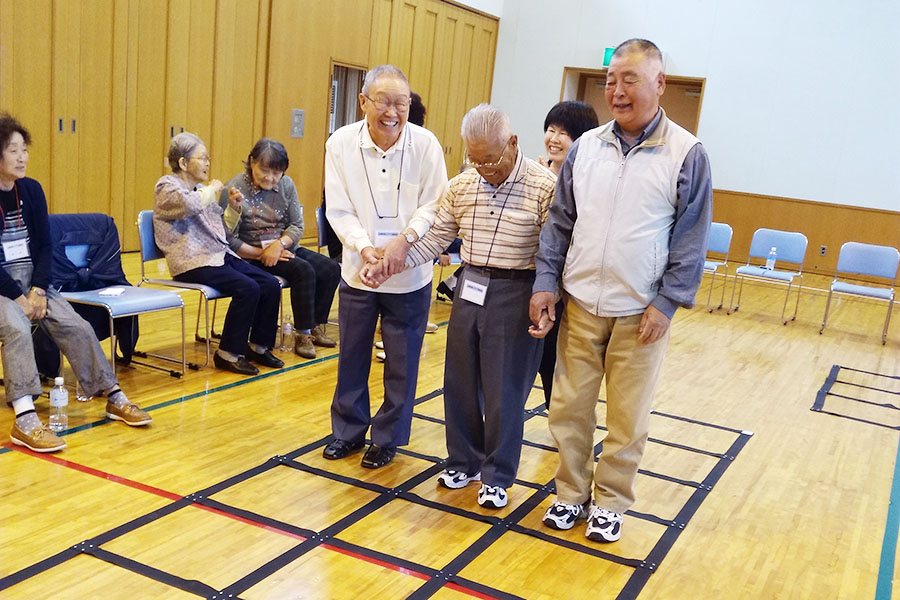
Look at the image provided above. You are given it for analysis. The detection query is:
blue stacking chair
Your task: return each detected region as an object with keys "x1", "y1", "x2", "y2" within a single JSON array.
[
  {"x1": 137, "y1": 209, "x2": 226, "y2": 369},
  {"x1": 704, "y1": 222, "x2": 733, "y2": 312},
  {"x1": 728, "y1": 228, "x2": 808, "y2": 324},
  {"x1": 820, "y1": 242, "x2": 899, "y2": 344},
  {"x1": 52, "y1": 214, "x2": 186, "y2": 377}
]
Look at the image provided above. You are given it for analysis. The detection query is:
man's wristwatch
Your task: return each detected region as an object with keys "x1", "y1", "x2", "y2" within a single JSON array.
[{"x1": 403, "y1": 229, "x2": 417, "y2": 244}]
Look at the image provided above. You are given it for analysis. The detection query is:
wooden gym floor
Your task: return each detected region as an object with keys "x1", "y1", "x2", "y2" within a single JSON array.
[{"x1": 1, "y1": 248, "x2": 899, "y2": 599}]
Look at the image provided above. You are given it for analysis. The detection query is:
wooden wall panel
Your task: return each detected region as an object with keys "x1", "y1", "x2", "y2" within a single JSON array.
[
  {"x1": 210, "y1": 0, "x2": 268, "y2": 182},
  {"x1": 72, "y1": 0, "x2": 116, "y2": 216},
  {"x1": 121, "y1": 0, "x2": 168, "y2": 252},
  {"x1": 108, "y1": 0, "x2": 129, "y2": 233},
  {"x1": 713, "y1": 189, "x2": 900, "y2": 276},
  {"x1": 266, "y1": 0, "x2": 374, "y2": 226},
  {"x1": 2, "y1": 0, "x2": 54, "y2": 191},
  {"x1": 368, "y1": 0, "x2": 395, "y2": 66}
]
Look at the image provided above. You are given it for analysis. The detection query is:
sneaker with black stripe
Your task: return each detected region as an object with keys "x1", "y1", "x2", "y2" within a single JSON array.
[
  {"x1": 585, "y1": 505, "x2": 623, "y2": 543},
  {"x1": 477, "y1": 484, "x2": 507, "y2": 508},
  {"x1": 542, "y1": 499, "x2": 590, "y2": 530},
  {"x1": 437, "y1": 470, "x2": 481, "y2": 489}
]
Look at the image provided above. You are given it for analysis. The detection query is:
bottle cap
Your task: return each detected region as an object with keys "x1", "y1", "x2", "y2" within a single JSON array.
[{"x1": 54, "y1": 376, "x2": 64, "y2": 386}]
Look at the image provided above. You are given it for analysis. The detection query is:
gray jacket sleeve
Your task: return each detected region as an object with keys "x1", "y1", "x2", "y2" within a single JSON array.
[
  {"x1": 533, "y1": 139, "x2": 580, "y2": 295},
  {"x1": 650, "y1": 143, "x2": 713, "y2": 318}
]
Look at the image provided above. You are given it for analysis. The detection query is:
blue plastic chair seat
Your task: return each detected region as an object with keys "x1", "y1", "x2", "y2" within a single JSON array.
[
  {"x1": 61, "y1": 287, "x2": 184, "y2": 318},
  {"x1": 831, "y1": 281, "x2": 894, "y2": 300},
  {"x1": 704, "y1": 260, "x2": 725, "y2": 272},
  {"x1": 142, "y1": 279, "x2": 226, "y2": 301},
  {"x1": 735, "y1": 265, "x2": 800, "y2": 282}
]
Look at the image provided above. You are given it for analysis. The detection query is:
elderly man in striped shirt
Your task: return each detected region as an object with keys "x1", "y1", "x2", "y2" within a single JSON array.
[{"x1": 362, "y1": 103, "x2": 556, "y2": 509}]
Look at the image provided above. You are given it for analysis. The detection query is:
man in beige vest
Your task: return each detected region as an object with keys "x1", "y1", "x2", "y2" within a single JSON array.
[{"x1": 529, "y1": 39, "x2": 712, "y2": 542}]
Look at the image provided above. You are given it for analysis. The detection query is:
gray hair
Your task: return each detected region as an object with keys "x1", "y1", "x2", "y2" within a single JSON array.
[
  {"x1": 167, "y1": 132, "x2": 204, "y2": 173},
  {"x1": 361, "y1": 65, "x2": 409, "y2": 95},
  {"x1": 460, "y1": 103, "x2": 511, "y2": 145},
  {"x1": 612, "y1": 38, "x2": 664, "y2": 71}
]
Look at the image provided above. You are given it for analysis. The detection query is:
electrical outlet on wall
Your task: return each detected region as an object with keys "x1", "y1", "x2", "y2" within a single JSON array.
[
  {"x1": 291, "y1": 109, "x2": 305, "y2": 138},
  {"x1": 820, "y1": 245, "x2": 827, "y2": 256}
]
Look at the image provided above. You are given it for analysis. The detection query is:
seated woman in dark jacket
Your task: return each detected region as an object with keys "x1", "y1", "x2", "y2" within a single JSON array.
[
  {"x1": 220, "y1": 138, "x2": 340, "y2": 359},
  {"x1": 0, "y1": 113, "x2": 150, "y2": 453},
  {"x1": 153, "y1": 132, "x2": 283, "y2": 376}
]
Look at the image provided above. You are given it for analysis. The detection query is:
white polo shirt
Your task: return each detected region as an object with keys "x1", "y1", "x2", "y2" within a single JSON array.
[{"x1": 325, "y1": 120, "x2": 448, "y2": 294}]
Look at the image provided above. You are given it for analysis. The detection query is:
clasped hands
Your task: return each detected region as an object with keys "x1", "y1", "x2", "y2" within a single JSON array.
[
  {"x1": 16, "y1": 288, "x2": 48, "y2": 321},
  {"x1": 359, "y1": 234, "x2": 411, "y2": 288}
]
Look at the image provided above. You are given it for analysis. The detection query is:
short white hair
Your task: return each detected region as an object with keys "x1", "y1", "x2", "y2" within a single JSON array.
[
  {"x1": 460, "y1": 103, "x2": 511, "y2": 145},
  {"x1": 167, "y1": 132, "x2": 204, "y2": 173},
  {"x1": 362, "y1": 65, "x2": 409, "y2": 95}
]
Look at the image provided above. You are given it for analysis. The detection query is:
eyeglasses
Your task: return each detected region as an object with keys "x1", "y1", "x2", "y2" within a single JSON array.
[
  {"x1": 464, "y1": 138, "x2": 511, "y2": 169},
  {"x1": 363, "y1": 95, "x2": 411, "y2": 113},
  {"x1": 191, "y1": 154, "x2": 211, "y2": 164}
]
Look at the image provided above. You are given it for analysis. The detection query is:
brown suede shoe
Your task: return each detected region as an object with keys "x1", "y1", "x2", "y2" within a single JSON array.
[
  {"x1": 10, "y1": 423, "x2": 66, "y2": 453},
  {"x1": 106, "y1": 401, "x2": 152, "y2": 426},
  {"x1": 294, "y1": 333, "x2": 317, "y2": 359},
  {"x1": 311, "y1": 325, "x2": 337, "y2": 347}
]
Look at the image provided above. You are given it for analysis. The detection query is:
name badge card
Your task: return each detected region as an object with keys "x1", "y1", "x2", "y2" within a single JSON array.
[
  {"x1": 374, "y1": 230, "x2": 400, "y2": 248},
  {"x1": 459, "y1": 269, "x2": 489, "y2": 306},
  {"x1": 259, "y1": 232, "x2": 280, "y2": 249},
  {"x1": 1, "y1": 238, "x2": 29, "y2": 261}
]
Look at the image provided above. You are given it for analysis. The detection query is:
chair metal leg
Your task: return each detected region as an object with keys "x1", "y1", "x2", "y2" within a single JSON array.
[
  {"x1": 780, "y1": 281, "x2": 793, "y2": 324},
  {"x1": 727, "y1": 273, "x2": 743, "y2": 314},
  {"x1": 705, "y1": 270, "x2": 716, "y2": 312},
  {"x1": 820, "y1": 288, "x2": 834, "y2": 334},
  {"x1": 132, "y1": 305, "x2": 189, "y2": 375},
  {"x1": 884, "y1": 298, "x2": 894, "y2": 345},
  {"x1": 792, "y1": 279, "x2": 803, "y2": 322},
  {"x1": 718, "y1": 270, "x2": 728, "y2": 310},
  {"x1": 108, "y1": 313, "x2": 117, "y2": 377}
]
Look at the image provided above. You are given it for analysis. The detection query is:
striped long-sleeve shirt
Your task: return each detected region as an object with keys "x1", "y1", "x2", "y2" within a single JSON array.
[{"x1": 406, "y1": 152, "x2": 556, "y2": 270}]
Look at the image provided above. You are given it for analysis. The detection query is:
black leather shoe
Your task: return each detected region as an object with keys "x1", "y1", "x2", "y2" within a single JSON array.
[
  {"x1": 213, "y1": 353, "x2": 259, "y2": 376},
  {"x1": 361, "y1": 444, "x2": 396, "y2": 469},
  {"x1": 323, "y1": 438, "x2": 365, "y2": 460},
  {"x1": 246, "y1": 348, "x2": 284, "y2": 369},
  {"x1": 436, "y1": 281, "x2": 454, "y2": 303}
]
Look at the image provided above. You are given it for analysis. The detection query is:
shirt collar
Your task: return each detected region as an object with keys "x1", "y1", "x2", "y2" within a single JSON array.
[
  {"x1": 358, "y1": 120, "x2": 409, "y2": 155},
  {"x1": 612, "y1": 108, "x2": 663, "y2": 152},
  {"x1": 243, "y1": 172, "x2": 280, "y2": 196}
]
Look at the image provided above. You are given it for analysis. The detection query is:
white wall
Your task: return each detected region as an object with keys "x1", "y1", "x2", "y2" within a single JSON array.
[
  {"x1": 454, "y1": 0, "x2": 503, "y2": 18},
  {"x1": 490, "y1": 0, "x2": 900, "y2": 212}
]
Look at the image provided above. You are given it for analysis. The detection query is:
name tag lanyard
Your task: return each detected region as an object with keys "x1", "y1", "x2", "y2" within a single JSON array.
[
  {"x1": 0, "y1": 183, "x2": 23, "y2": 232},
  {"x1": 470, "y1": 157, "x2": 521, "y2": 266},
  {"x1": 359, "y1": 123, "x2": 407, "y2": 220}
]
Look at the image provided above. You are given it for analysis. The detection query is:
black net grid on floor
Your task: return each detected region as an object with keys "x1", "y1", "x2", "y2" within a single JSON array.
[
  {"x1": 812, "y1": 364, "x2": 900, "y2": 430},
  {"x1": 0, "y1": 386, "x2": 752, "y2": 600}
]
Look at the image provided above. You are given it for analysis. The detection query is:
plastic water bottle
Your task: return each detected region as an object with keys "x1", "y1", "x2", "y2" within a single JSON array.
[
  {"x1": 48, "y1": 376, "x2": 68, "y2": 432},
  {"x1": 280, "y1": 314, "x2": 294, "y2": 352},
  {"x1": 765, "y1": 246, "x2": 777, "y2": 270}
]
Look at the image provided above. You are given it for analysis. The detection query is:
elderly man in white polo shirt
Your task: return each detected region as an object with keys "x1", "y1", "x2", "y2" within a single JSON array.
[{"x1": 324, "y1": 65, "x2": 448, "y2": 469}]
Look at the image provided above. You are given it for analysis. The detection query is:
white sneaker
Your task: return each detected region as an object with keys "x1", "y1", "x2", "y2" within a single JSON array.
[
  {"x1": 437, "y1": 470, "x2": 481, "y2": 489},
  {"x1": 542, "y1": 499, "x2": 590, "y2": 530},
  {"x1": 425, "y1": 322, "x2": 438, "y2": 333},
  {"x1": 375, "y1": 351, "x2": 386, "y2": 361},
  {"x1": 477, "y1": 484, "x2": 508, "y2": 509},
  {"x1": 374, "y1": 340, "x2": 384, "y2": 349},
  {"x1": 585, "y1": 505, "x2": 623, "y2": 543}
]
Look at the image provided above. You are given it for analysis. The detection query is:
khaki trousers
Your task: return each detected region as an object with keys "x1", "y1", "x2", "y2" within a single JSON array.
[{"x1": 548, "y1": 298, "x2": 670, "y2": 513}]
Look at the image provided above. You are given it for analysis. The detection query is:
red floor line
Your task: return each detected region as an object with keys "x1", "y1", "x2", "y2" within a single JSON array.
[{"x1": 3, "y1": 443, "x2": 495, "y2": 600}]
